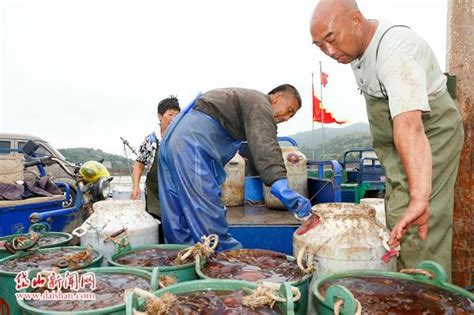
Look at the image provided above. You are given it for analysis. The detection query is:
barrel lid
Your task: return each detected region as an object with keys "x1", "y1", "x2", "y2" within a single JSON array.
[{"x1": 92, "y1": 199, "x2": 145, "y2": 212}]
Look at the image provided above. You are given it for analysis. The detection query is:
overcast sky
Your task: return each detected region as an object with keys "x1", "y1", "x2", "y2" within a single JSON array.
[{"x1": 0, "y1": 0, "x2": 447, "y2": 156}]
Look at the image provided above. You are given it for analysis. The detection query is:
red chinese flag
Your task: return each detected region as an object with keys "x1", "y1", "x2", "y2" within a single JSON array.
[
  {"x1": 312, "y1": 94, "x2": 346, "y2": 124},
  {"x1": 320, "y1": 71, "x2": 329, "y2": 87},
  {"x1": 312, "y1": 71, "x2": 345, "y2": 124}
]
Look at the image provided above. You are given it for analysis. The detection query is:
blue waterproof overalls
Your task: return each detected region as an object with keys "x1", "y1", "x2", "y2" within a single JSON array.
[{"x1": 158, "y1": 96, "x2": 242, "y2": 251}]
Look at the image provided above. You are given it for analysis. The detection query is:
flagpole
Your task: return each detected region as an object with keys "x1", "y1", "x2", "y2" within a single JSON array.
[
  {"x1": 319, "y1": 61, "x2": 325, "y2": 159},
  {"x1": 311, "y1": 73, "x2": 315, "y2": 160}
]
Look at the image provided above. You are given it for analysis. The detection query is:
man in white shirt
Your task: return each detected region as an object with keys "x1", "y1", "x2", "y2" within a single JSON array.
[{"x1": 310, "y1": 0, "x2": 464, "y2": 277}]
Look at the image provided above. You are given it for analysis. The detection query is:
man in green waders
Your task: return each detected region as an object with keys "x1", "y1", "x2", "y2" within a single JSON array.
[
  {"x1": 310, "y1": 0, "x2": 464, "y2": 278},
  {"x1": 131, "y1": 96, "x2": 181, "y2": 243}
]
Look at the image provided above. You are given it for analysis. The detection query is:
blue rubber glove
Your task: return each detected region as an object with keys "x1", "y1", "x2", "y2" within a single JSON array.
[{"x1": 270, "y1": 179, "x2": 312, "y2": 220}]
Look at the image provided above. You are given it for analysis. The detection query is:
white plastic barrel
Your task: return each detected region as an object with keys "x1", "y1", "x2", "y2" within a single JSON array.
[
  {"x1": 264, "y1": 147, "x2": 308, "y2": 209},
  {"x1": 72, "y1": 200, "x2": 159, "y2": 263},
  {"x1": 360, "y1": 198, "x2": 387, "y2": 227},
  {"x1": 221, "y1": 153, "x2": 245, "y2": 207},
  {"x1": 293, "y1": 203, "x2": 395, "y2": 314}
]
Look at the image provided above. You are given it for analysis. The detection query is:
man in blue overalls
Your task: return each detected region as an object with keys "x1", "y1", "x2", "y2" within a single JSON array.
[{"x1": 159, "y1": 85, "x2": 312, "y2": 251}]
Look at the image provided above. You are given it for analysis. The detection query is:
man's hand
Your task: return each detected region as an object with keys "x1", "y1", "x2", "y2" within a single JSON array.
[
  {"x1": 270, "y1": 179, "x2": 312, "y2": 218},
  {"x1": 391, "y1": 111, "x2": 432, "y2": 248},
  {"x1": 389, "y1": 200, "x2": 430, "y2": 247},
  {"x1": 131, "y1": 186, "x2": 142, "y2": 200}
]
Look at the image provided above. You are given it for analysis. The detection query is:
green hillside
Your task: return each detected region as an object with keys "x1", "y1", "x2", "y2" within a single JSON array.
[
  {"x1": 286, "y1": 123, "x2": 373, "y2": 161},
  {"x1": 58, "y1": 148, "x2": 133, "y2": 175},
  {"x1": 298, "y1": 131, "x2": 373, "y2": 161},
  {"x1": 288, "y1": 122, "x2": 370, "y2": 147}
]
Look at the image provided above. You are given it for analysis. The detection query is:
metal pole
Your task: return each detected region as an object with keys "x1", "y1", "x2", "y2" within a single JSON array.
[
  {"x1": 120, "y1": 137, "x2": 135, "y2": 177},
  {"x1": 447, "y1": 0, "x2": 473, "y2": 287},
  {"x1": 319, "y1": 61, "x2": 325, "y2": 159}
]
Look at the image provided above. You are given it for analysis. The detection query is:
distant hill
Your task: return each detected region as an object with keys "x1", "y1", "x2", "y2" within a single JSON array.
[
  {"x1": 288, "y1": 122, "x2": 370, "y2": 148},
  {"x1": 58, "y1": 122, "x2": 373, "y2": 174},
  {"x1": 298, "y1": 131, "x2": 373, "y2": 161},
  {"x1": 286, "y1": 123, "x2": 373, "y2": 161},
  {"x1": 58, "y1": 148, "x2": 133, "y2": 175}
]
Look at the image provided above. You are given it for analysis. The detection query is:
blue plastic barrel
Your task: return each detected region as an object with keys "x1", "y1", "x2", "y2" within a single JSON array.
[{"x1": 244, "y1": 176, "x2": 264, "y2": 203}]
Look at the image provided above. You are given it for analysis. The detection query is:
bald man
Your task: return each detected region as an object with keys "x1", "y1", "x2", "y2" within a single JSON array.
[{"x1": 310, "y1": 0, "x2": 463, "y2": 277}]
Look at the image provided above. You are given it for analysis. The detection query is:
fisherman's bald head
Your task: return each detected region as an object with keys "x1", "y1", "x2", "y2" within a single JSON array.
[
  {"x1": 312, "y1": 0, "x2": 359, "y2": 22},
  {"x1": 310, "y1": 0, "x2": 374, "y2": 64}
]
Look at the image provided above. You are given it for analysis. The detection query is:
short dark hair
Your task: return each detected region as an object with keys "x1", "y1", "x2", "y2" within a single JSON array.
[
  {"x1": 268, "y1": 84, "x2": 302, "y2": 108},
  {"x1": 157, "y1": 96, "x2": 180, "y2": 115}
]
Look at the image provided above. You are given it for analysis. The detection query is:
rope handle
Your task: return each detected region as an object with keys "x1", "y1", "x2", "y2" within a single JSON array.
[
  {"x1": 176, "y1": 234, "x2": 219, "y2": 264},
  {"x1": 334, "y1": 299, "x2": 362, "y2": 315},
  {"x1": 132, "y1": 288, "x2": 177, "y2": 315},
  {"x1": 242, "y1": 283, "x2": 300, "y2": 309},
  {"x1": 296, "y1": 245, "x2": 315, "y2": 273},
  {"x1": 260, "y1": 282, "x2": 301, "y2": 303},
  {"x1": 400, "y1": 268, "x2": 434, "y2": 279}
]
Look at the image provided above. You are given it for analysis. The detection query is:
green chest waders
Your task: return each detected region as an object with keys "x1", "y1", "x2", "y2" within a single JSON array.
[
  {"x1": 145, "y1": 149, "x2": 160, "y2": 217},
  {"x1": 364, "y1": 91, "x2": 464, "y2": 279}
]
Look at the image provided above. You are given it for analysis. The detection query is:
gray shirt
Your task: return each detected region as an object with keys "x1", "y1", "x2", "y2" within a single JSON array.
[{"x1": 194, "y1": 88, "x2": 286, "y2": 186}]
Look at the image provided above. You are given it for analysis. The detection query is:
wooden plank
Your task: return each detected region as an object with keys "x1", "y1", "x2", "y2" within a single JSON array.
[{"x1": 447, "y1": 0, "x2": 473, "y2": 287}]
